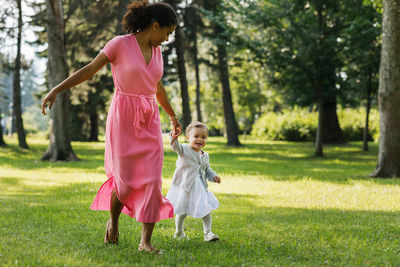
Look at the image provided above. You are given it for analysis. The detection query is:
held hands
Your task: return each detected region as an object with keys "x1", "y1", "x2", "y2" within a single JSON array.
[
  {"x1": 41, "y1": 90, "x2": 58, "y2": 115},
  {"x1": 170, "y1": 117, "x2": 182, "y2": 139},
  {"x1": 213, "y1": 176, "x2": 221, "y2": 183},
  {"x1": 169, "y1": 130, "x2": 178, "y2": 140}
]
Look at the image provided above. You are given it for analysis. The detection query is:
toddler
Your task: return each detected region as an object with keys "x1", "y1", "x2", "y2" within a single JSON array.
[{"x1": 167, "y1": 121, "x2": 221, "y2": 242}]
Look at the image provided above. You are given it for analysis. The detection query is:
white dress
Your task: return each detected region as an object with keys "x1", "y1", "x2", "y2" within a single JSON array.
[{"x1": 166, "y1": 138, "x2": 219, "y2": 218}]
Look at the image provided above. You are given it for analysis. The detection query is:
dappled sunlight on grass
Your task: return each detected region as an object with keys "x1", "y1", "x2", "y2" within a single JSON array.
[
  {"x1": 216, "y1": 193, "x2": 400, "y2": 265},
  {"x1": 1, "y1": 135, "x2": 400, "y2": 265},
  {"x1": 210, "y1": 176, "x2": 400, "y2": 212}
]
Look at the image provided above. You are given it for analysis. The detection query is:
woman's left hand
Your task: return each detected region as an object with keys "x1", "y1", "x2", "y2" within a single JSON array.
[{"x1": 171, "y1": 118, "x2": 182, "y2": 138}]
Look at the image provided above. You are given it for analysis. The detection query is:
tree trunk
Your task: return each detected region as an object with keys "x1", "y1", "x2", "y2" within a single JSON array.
[
  {"x1": 115, "y1": 0, "x2": 130, "y2": 35},
  {"x1": 89, "y1": 108, "x2": 99, "y2": 142},
  {"x1": 371, "y1": 0, "x2": 400, "y2": 178},
  {"x1": 202, "y1": 0, "x2": 240, "y2": 145},
  {"x1": 315, "y1": 83, "x2": 324, "y2": 156},
  {"x1": 0, "y1": 106, "x2": 6, "y2": 147},
  {"x1": 363, "y1": 72, "x2": 372, "y2": 152},
  {"x1": 212, "y1": 11, "x2": 240, "y2": 145},
  {"x1": 13, "y1": 0, "x2": 29, "y2": 149},
  {"x1": 216, "y1": 43, "x2": 241, "y2": 146},
  {"x1": 10, "y1": 107, "x2": 15, "y2": 135},
  {"x1": 187, "y1": 5, "x2": 203, "y2": 122},
  {"x1": 317, "y1": 2, "x2": 345, "y2": 145},
  {"x1": 315, "y1": 1, "x2": 323, "y2": 156},
  {"x1": 0, "y1": 129, "x2": 5, "y2": 147},
  {"x1": 173, "y1": 7, "x2": 192, "y2": 129},
  {"x1": 42, "y1": 0, "x2": 78, "y2": 161},
  {"x1": 321, "y1": 97, "x2": 345, "y2": 143},
  {"x1": 192, "y1": 31, "x2": 203, "y2": 122}
]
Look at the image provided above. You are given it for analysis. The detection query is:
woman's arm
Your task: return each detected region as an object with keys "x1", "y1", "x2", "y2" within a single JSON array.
[
  {"x1": 156, "y1": 80, "x2": 182, "y2": 137},
  {"x1": 41, "y1": 52, "x2": 110, "y2": 115}
]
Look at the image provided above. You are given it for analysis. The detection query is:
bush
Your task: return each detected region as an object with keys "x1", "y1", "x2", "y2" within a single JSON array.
[
  {"x1": 338, "y1": 108, "x2": 379, "y2": 141},
  {"x1": 252, "y1": 107, "x2": 379, "y2": 142},
  {"x1": 252, "y1": 107, "x2": 317, "y2": 141}
]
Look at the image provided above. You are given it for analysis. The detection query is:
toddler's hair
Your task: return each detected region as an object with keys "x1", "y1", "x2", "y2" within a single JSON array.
[{"x1": 185, "y1": 121, "x2": 208, "y2": 136}]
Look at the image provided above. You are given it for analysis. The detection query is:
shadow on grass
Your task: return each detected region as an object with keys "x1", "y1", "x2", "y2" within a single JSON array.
[
  {"x1": 1, "y1": 139, "x2": 396, "y2": 186},
  {"x1": 0, "y1": 142, "x2": 106, "y2": 172},
  {"x1": 1, "y1": 180, "x2": 400, "y2": 265}
]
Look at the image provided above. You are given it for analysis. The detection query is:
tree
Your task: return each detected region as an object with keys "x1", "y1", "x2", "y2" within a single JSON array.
[
  {"x1": 371, "y1": 0, "x2": 400, "y2": 178},
  {"x1": 339, "y1": 3, "x2": 381, "y2": 151},
  {"x1": 314, "y1": 1, "x2": 327, "y2": 156},
  {"x1": 29, "y1": 0, "x2": 119, "y2": 142},
  {"x1": 0, "y1": 89, "x2": 6, "y2": 147},
  {"x1": 41, "y1": 0, "x2": 78, "y2": 161},
  {"x1": 243, "y1": 0, "x2": 361, "y2": 154},
  {"x1": 184, "y1": 2, "x2": 203, "y2": 122},
  {"x1": 229, "y1": 59, "x2": 268, "y2": 135},
  {"x1": 65, "y1": 0, "x2": 127, "y2": 141},
  {"x1": 0, "y1": 112, "x2": 5, "y2": 146},
  {"x1": 165, "y1": 0, "x2": 192, "y2": 129},
  {"x1": 12, "y1": 0, "x2": 29, "y2": 148},
  {"x1": 0, "y1": 54, "x2": 12, "y2": 138},
  {"x1": 203, "y1": 0, "x2": 241, "y2": 146}
]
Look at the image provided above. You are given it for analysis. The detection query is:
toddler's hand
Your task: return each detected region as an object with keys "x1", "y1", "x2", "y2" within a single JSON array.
[
  {"x1": 213, "y1": 176, "x2": 221, "y2": 183},
  {"x1": 169, "y1": 130, "x2": 178, "y2": 140}
]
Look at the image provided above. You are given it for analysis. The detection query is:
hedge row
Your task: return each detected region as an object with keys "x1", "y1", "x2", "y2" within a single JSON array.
[{"x1": 251, "y1": 107, "x2": 379, "y2": 142}]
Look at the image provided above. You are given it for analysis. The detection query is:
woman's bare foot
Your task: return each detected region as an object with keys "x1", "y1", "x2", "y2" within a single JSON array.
[
  {"x1": 104, "y1": 219, "x2": 119, "y2": 244},
  {"x1": 138, "y1": 244, "x2": 162, "y2": 255}
]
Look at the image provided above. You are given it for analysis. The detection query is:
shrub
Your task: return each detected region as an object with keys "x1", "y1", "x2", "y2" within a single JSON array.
[
  {"x1": 338, "y1": 108, "x2": 379, "y2": 141},
  {"x1": 252, "y1": 107, "x2": 379, "y2": 142},
  {"x1": 252, "y1": 107, "x2": 317, "y2": 141}
]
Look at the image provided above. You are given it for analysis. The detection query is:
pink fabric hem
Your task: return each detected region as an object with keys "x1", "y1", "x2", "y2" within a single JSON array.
[{"x1": 90, "y1": 177, "x2": 174, "y2": 223}]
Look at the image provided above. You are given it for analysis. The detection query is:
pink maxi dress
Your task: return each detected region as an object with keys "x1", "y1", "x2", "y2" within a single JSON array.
[{"x1": 90, "y1": 34, "x2": 174, "y2": 223}]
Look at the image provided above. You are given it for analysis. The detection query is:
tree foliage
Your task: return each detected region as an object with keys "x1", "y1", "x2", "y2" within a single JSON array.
[{"x1": 15, "y1": 0, "x2": 382, "y2": 149}]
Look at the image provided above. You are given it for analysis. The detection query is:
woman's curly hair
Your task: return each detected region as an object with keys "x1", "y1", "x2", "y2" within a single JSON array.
[{"x1": 122, "y1": 1, "x2": 178, "y2": 33}]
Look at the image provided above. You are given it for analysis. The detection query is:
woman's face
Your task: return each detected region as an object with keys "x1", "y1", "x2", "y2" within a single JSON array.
[{"x1": 151, "y1": 24, "x2": 176, "y2": 47}]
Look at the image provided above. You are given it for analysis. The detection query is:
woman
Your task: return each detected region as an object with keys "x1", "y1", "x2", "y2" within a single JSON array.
[{"x1": 42, "y1": 1, "x2": 182, "y2": 254}]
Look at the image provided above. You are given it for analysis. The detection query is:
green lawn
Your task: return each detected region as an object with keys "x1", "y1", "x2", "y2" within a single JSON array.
[{"x1": 1, "y1": 135, "x2": 400, "y2": 266}]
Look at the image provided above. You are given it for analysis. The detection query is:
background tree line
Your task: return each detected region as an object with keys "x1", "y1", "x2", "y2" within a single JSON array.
[{"x1": 1, "y1": 0, "x2": 400, "y2": 177}]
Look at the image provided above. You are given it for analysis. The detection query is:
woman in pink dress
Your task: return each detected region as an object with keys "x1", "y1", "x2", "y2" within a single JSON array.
[{"x1": 42, "y1": 1, "x2": 182, "y2": 254}]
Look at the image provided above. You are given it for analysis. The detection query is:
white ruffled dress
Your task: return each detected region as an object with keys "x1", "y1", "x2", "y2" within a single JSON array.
[{"x1": 166, "y1": 138, "x2": 219, "y2": 218}]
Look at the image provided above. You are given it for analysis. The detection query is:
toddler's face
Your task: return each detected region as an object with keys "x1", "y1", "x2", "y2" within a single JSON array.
[{"x1": 186, "y1": 127, "x2": 208, "y2": 152}]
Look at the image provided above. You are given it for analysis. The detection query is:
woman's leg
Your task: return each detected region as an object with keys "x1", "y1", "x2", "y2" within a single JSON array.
[
  {"x1": 110, "y1": 189, "x2": 124, "y2": 225},
  {"x1": 139, "y1": 222, "x2": 156, "y2": 248},
  {"x1": 105, "y1": 189, "x2": 124, "y2": 243}
]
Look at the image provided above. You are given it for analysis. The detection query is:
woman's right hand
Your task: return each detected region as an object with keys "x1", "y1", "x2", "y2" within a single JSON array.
[
  {"x1": 41, "y1": 52, "x2": 110, "y2": 116},
  {"x1": 41, "y1": 90, "x2": 58, "y2": 115}
]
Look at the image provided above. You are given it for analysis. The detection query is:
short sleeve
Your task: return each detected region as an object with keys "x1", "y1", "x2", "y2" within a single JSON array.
[{"x1": 101, "y1": 36, "x2": 121, "y2": 63}]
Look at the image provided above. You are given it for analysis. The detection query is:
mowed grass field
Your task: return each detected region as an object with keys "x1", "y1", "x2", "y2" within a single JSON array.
[{"x1": 1, "y1": 135, "x2": 400, "y2": 266}]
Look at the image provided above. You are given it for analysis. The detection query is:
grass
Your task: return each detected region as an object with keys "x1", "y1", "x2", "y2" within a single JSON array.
[{"x1": 1, "y1": 135, "x2": 400, "y2": 266}]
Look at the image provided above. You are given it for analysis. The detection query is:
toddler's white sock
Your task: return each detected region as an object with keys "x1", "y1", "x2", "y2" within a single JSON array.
[
  {"x1": 175, "y1": 214, "x2": 187, "y2": 233},
  {"x1": 202, "y1": 213, "x2": 212, "y2": 234}
]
